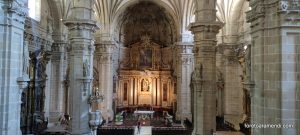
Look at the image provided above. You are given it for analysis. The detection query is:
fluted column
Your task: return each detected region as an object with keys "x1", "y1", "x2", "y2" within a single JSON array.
[
  {"x1": 63, "y1": 0, "x2": 98, "y2": 134},
  {"x1": 0, "y1": 0, "x2": 28, "y2": 135},
  {"x1": 190, "y1": 0, "x2": 222, "y2": 134},
  {"x1": 95, "y1": 41, "x2": 116, "y2": 122},
  {"x1": 49, "y1": 40, "x2": 67, "y2": 123},
  {"x1": 175, "y1": 42, "x2": 194, "y2": 122}
]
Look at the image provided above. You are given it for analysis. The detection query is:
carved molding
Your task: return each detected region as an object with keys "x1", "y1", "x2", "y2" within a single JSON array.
[
  {"x1": 246, "y1": 1, "x2": 266, "y2": 23},
  {"x1": 247, "y1": 0, "x2": 300, "y2": 23},
  {"x1": 63, "y1": 20, "x2": 99, "y2": 32},
  {"x1": 24, "y1": 31, "x2": 53, "y2": 52},
  {"x1": 4, "y1": 0, "x2": 28, "y2": 25},
  {"x1": 95, "y1": 42, "x2": 116, "y2": 53},
  {"x1": 51, "y1": 42, "x2": 67, "y2": 52},
  {"x1": 190, "y1": 22, "x2": 223, "y2": 35},
  {"x1": 220, "y1": 44, "x2": 245, "y2": 65},
  {"x1": 179, "y1": 56, "x2": 193, "y2": 65}
]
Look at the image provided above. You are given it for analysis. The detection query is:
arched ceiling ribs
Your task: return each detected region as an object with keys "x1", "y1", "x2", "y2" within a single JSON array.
[
  {"x1": 118, "y1": 1, "x2": 177, "y2": 47},
  {"x1": 47, "y1": 0, "x2": 71, "y2": 35},
  {"x1": 93, "y1": 0, "x2": 195, "y2": 43},
  {"x1": 216, "y1": 0, "x2": 248, "y2": 40}
]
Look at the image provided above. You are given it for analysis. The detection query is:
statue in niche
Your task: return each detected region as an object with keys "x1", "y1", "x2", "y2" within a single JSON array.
[
  {"x1": 191, "y1": 64, "x2": 203, "y2": 81},
  {"x1": 83, "y1": 60, "x2": 90, "y2": 77},
  {"x1": 191, "y1": 64, "x2": 203, "y2": 96},
  {"x1": 141, "y1": 79, "x2": 150, "y2": 92},
  {"x1": 36, "y1": 49, "x2": 49, "y2": 80},
  {"x1": 23, "y1": 41, "x2": 30, "y2": 76}
]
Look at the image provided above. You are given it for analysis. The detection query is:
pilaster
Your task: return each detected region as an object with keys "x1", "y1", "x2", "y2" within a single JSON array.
[
  {"x1": 63, "y1": 0, "x2": 98, "y2": 134},
  {"x1": 0, "y1": 0, "x2": 28, "y2": 135}
]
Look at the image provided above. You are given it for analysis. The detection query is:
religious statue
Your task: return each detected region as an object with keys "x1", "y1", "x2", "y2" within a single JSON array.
[
  {"x1": 36, "y1": 50, "x2": 49, "y2": 80},
  {"x1": 141, "y1": 79, "x2": 150, "y2": 92},
  {"x1": 23, "y1": 41, "x2": 30, "y2": 76},
  {"x1": 191, "y1": 64, "x2": 203, "y2": 81},
  {"x1": 191, "y1": 64, "x2": 203, "y2": 96},
  {"x1": 83, "y1": 60, "x2": 90, "y2": 77}
]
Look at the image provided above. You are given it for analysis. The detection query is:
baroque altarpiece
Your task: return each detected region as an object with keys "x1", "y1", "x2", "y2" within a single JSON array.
[{"x1": 117, "y1": 35, "x2": 176, "y2": 109}]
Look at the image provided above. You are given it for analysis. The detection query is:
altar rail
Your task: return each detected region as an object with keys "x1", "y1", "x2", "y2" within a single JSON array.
[{"x1": 97, "y1": 127, "x2": 134, "y2": 135}]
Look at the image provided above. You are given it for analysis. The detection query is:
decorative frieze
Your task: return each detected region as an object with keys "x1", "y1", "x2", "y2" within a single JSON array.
[
  {"x1": 3, "y1": 0, "x2": 28, "y2": 25},
  {"x1": 24, "y1": 31, "x2": 53, "y2": 51}
]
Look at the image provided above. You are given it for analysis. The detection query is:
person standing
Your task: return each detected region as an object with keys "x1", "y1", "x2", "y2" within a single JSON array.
[{"x1": 137, "y1": 121, "x2": 141, "y2": 134}]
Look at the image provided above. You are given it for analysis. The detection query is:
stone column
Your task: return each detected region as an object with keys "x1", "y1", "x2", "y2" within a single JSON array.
[
  {"x1": 190, "y1": 0, "x2": 222, "y2": 134},
  {"x1": 0, "y1": 0, "x2": 28, "y2": 135},
  {"x1": 222, "y1": 44, "x2": 244, "y2": 126},
  {"x1": 49, "y1": 40, "x2": 67, "y2": 123},
  {"x1": 175, "y1": 42, "x2": 194, "y2": 122},
  {"x1": 95, "y1": 41, "x2": 116, "y2": 122},
  {"x1": 63, "y1": 0, "x2": 98, "y2": 134},
  {"x1": 246, "y1": 0, "x2": 300, "y2": 134}
]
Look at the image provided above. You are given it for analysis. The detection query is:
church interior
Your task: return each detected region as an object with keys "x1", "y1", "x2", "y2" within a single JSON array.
[{"x1": 0, "y1": 0, "x2": 299, "y2": 135}]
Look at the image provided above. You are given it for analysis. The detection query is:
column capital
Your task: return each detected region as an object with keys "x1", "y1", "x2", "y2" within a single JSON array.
[
  {"x1": 64, "y1": 20, "x2": 100, "y2": 32},
  {"x1": 217, "y1": 43, "x2": 244, "y2": 56},
  {"x1": 95, "y1": 41, "x2": 117, "y2": 53},
  {"x1": 189, "y1": 22, "x2": 223, "y2": 35},
  {"x1": 52, "y1": 42, "x2": 68, "y2": 52},
  {"x1": 175, "y1": 42, "x2": 194, "y2": 54},
  {"x1": 4, "y1": 0, "x2": 28, "y2": 21}
]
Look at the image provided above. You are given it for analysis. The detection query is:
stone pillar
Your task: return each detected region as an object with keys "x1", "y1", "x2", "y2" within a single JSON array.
[
  {"x1": 222, "y1": 44, "x2": 244, "y2": 126},
  {"x1": 190, "y1": 0, "x2": 222, "y2": 134},
  {"x1": 246, "y1": 0, "x2": 300, "y2": 134},
  {"x1": 175, "y1": 42, "x2": 194, "y2": 122},
  {"x1": 0, "y1": 0, "x2": 28, "y2": 135},
  {"x1": 49, "y1": 40, "x2": 67, "y2": 123},
  {"x1": 63, "y1": 0, "x2": 98, "y2": 134},
  {"x1": 95, "y1": 41, "x2": 116, "y2": 122}
]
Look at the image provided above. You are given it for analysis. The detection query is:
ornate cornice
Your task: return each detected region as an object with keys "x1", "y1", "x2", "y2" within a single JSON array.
[
  {"x1": 1, "y1": 0, "x2": 28, "y2": 25},
  {"x1": 246, "y1": 1, "x2": 266, "y2": 23},
  {"x1": 247, "y1": 0, "x2": 300, "y2": 24},
  {"x1": 278, "y1": 0, "x2": 300, "y2": 12},
  {"x1": 6, "y1": 0, "x2": 28, "y2": 17},
  {"x1": 24, "y1": 32, "x2": 53, "y2": 51}
]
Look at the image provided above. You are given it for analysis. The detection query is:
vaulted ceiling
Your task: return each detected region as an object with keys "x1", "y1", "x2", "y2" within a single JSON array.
[
  {"x1": 117, "y1": 1, "x2": 177, "y2": 46},
  {"x1": 48, "y1": 0, "x2": 248, "y2": 43}
]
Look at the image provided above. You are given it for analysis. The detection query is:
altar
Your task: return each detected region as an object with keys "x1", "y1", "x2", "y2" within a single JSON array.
[
  {"x1": 116, "y1": 36, "x2": 176, "y2": 110},
  {"x1": 134, "y1": 110, "x2": 155, "y2": 119}
]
